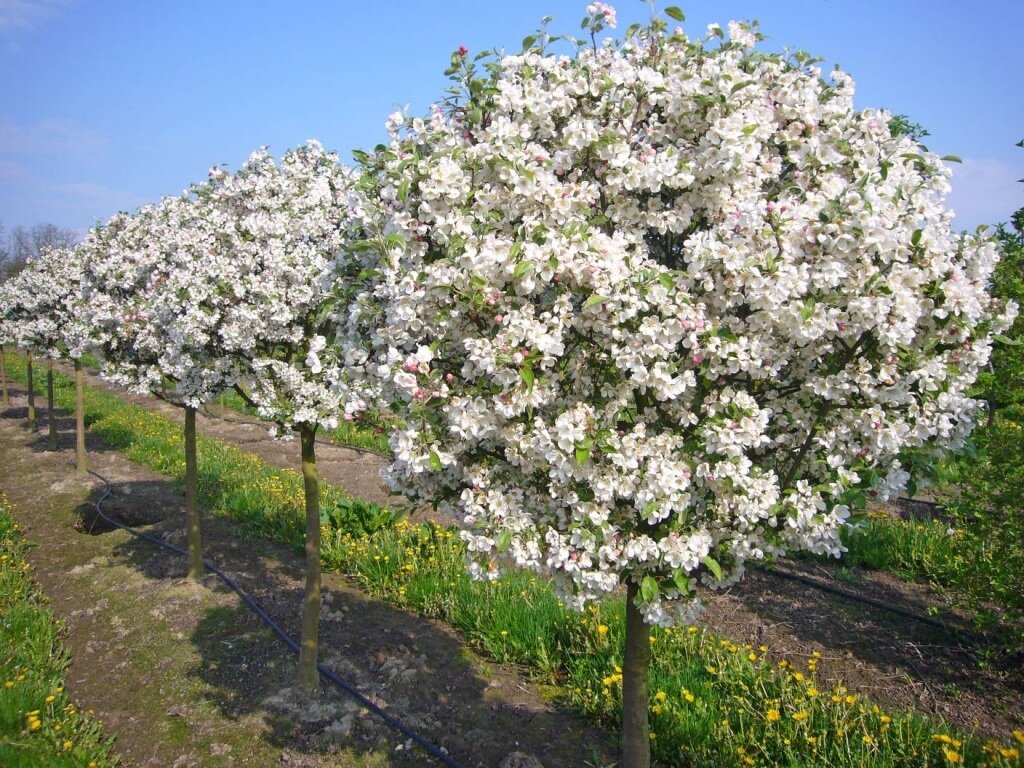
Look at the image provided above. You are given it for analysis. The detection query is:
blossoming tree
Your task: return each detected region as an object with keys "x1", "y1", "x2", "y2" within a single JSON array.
[
  {"x1": 1, "y1": 259, "x2": 47, "y2": 434},
  {"x1": 199, "y1": 140, "x2": 370, "y2": 693},
  {"x1": 355, "y1": 6, "x2": 1017, "y2": 764},
  {"x1": 77, "y1": 193, "x2": 238, "y2": 579},
  {"x1": 0, "y1": 281, "x2": 15, "y2": 408},
  {"x1": 4, "y1": 245, "x2": 90, "y2": 470}
]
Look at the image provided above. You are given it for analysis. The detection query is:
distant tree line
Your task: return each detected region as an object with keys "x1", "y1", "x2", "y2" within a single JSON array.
[{"x1": 0, "y1": 221, "x2": 79, "y2": 282}]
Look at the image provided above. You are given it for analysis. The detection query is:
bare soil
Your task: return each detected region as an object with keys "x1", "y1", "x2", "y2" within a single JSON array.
[{"x1": 2, "y1": 367, "x2": 1022, "y2": 766}]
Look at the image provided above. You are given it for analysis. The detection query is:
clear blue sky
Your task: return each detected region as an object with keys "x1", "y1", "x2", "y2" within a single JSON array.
[{"x1": 1, "y1": 0, "x2": 1021, "y2": 236}]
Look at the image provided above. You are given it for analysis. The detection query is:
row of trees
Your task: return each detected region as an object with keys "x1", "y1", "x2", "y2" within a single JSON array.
[{"x1": 0, "y1": 6, "x2": 1016, "y2": 765}]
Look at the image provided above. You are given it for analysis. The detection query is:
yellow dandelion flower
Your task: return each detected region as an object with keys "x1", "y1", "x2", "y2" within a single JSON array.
[
  {"x1": 999, "y1": 747, "x2": 1019, "y2": 759},
  {"x1": 880, "y1": 715, "x2": 892, "y2": 725},
  {"x1": 683, "y1": 689, "x2": 695, "y2": 703},
  {"x1": 766, "y1": 708, "x2": 781, "y2": 722},
  {"x1": 597, "y1": 624, "x2": 609, "y2": 636},
  {"x1": 654, "y1": 690, "x2": 667, "y2": 702},
  {"x1": 863, "y1": 735, "x2": 876, "y2": 745},
  {"x1": 792, "y1": 711, "x2": 809, "y2": 722},
  {"x1": 943, "y1": 749, "x2": 962, "y2": 764}
]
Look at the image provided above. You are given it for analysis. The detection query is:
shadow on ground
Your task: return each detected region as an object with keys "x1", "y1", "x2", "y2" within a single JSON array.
[{"x1": 77, "y1": 476, "x2": 615, "y2": 768}]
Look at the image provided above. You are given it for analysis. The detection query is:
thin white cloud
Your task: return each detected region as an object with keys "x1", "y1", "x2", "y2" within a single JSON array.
[
  {"x1": 0, "y1": 157, "x2": 26, "y2": 181},
  {"x1": 0, "y1": 0, "x2": 72, "y2": 32},
  {"x1": 947, "y1": 157, "x2": 1023, "y2": 232},
  {"x1": 0, "y1": 173, "x2": 143, "y2": 230},
  {"x1": 0, "y1": 117, "x2": 105, "y2": 158},
  {"x1": 51, "y1": 181, "x2": 144, "y2": 215}
]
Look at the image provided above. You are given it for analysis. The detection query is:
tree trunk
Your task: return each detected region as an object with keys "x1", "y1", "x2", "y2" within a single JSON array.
[
  {"x1": 26, "y1": 352, "x2": 36, "y2": 432},
  {"x1": 1, "y1": 344, "x2": 8, "y2": 406},
  {"x1": 622, "y1": 581, "x2": 652, "y2": 768},
  {"x1": 75, "y1": 360, "x2": 87, "y2": 475},
  {"x1": 297, "y1": 423, "x2": 322, "y2": 694},
  {"x1": 184, "y1": 406, "x2": 203, "y2": 580},
  {"x1": 47, "y1": 360, "x2": 58, "y2": 450}
]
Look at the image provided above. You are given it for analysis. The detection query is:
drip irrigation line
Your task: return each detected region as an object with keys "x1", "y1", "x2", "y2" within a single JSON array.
[
  {"x1": 85, "y1": 468, "x2": 464, "y2": 768},
  {"x1": 760, "y1": 563, "x2": 980, "y2": 641}
]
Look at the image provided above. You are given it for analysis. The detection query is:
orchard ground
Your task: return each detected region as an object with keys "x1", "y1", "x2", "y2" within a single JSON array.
[{"x1": 0, "y1": 373, "x2": 1021, "y2": 766}]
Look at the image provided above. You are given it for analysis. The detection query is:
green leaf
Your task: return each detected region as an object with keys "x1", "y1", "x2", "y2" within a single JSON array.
[
  {"x1": 941, "y1": 154, "x2": 963, "y2": 164},
  {"x1": 657, "y1": 273, "x2": 675, "y2": 290},
  {"x1": 642, "y1": 501, "x2": 660, "y2": 519},
  {"x1": 640, "y1": 575, "x2": 659, "y2": 603},
  {"x1": 995, "y1": 334, "x2": 1024, "y2": 347},
  {"x1": 496, "y1": 530, "x2": 512, "y2": 553},
  {"x1": 672, "y1": 569, "x2": 692, "y2": 595},
  {"x1": 520, "y1": 364, "x2": 535, "y2": 389},
  {"x1": 513, "y1": 260, "x2": 534, "y2": 280},
  {"x1": 701, "y1": 555, "x2": 724, "y2": 581},
  {"x1": 575, "y1": 441, "x2": 591, "y2": 466},
  {"x1": 879, "y1": 161, "x2": 891, "y2": 181},
  {"x1": 522, "y1": 34, "x2": 537, "y2": 50},
  {"x1": 911, "y1": 228, "x2": 923, "y2": 246},
  {"x1": 742, "y1": 124, "x2": 758, "y2": 136},
  {"x1": 428, "y1": 452, "x2": 443, "y2": 472},
  {"x1": 583, "y1": 294, "x2": 609, "y2": 309},
  {"x1": 664, "y1": 6, "x2": 685, "y2": 21}
]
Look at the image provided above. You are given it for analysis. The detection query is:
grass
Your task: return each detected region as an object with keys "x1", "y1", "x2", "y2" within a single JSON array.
[
  {"x1": 0, "y1": 495, "x2": 119, "y2": 768},
  {"x1": 833, "y1": 419, "x2": 1024, "y2": 648},
  {"x1": 214, "y1": 388, "x2": 392, "y2": 456},
  {"x1": 4, "y1": 349, "x2": 1024, "y2": 767},
  {"x1": 324, "y1": 519, "x2": 1024, "y2": 767}
]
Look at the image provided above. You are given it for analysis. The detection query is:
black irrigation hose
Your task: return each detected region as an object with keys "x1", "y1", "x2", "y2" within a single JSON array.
[
  {"x1": 759, "y1": 563, "x2": 980, "y2": 641},
  {"x1": 85, "y1": 468, "x2": 465, "y2": 768}
]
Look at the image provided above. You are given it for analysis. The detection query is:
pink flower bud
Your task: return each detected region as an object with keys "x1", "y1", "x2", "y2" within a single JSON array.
[{"x1": 494, "y1": 314, "x2": 504, "y2": 324}]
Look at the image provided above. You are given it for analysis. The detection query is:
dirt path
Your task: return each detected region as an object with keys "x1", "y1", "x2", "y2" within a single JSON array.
[{"x1": 0, "y1": 386, "x2": 615, "y2": 768}]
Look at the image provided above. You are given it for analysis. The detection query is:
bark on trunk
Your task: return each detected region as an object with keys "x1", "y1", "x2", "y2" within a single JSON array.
[
  {"x1": 75, "y1": 360, "x2": 87, "y2": 475},
  {"x1": 622, "y1": 580, "x2": 652, "y2": 768},
  {"x1": 47, "y1": 360, "x2": 57, "y2": 450},
  {"x1": 26, "y1": 352, "x2": 36, "y2": 432},
  {"x1": 184, "y1": 406, "x2": 203, "y2": 580},
  {"x1": 1, "y1": 344, "x2": 8, "y2": 406},
  {"x1": 297, "y1": 423, "x2": 322, "y2": 694}
]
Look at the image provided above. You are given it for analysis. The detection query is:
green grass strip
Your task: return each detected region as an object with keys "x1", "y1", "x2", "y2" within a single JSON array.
[
  {"x1": 214, "y1": 389, "x2": 392, "y2": 456},
  {"x1": 4, "y1": 351, "x2": 1023, "y2": 766},
  {"x1": 0, "y1": 496, "x2": 119, "y2": 767}
]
